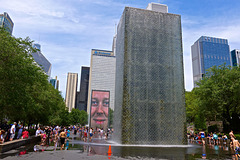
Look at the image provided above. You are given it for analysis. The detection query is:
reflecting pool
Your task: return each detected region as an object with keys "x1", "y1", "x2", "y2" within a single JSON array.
[{"x1": 0, "y1": 135, "x2": 237, "y2": 160}]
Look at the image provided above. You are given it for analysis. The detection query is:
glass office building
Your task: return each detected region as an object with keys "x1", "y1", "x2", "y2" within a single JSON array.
[
  {"x1": 76, "y1": 66, "x2": 90, "y2": 111},
  {"x1": 231, "y1": 49, "x2": 240, "y2": 67},
  {"x1": 32, "y1": 43, "x2": 52, "y2": 77},
  {"x1": 50, "y1": 79, "x2": 56, "y2": 88},
  {"x1": 50, "y1": 76, "x2": 59, "y2": 90},
  {"x1": 191, "y1": 36, "x2": 231, "y2": 87},
  {"x1": 0, "y1": 12, "x2": 14, "y2": 35}
]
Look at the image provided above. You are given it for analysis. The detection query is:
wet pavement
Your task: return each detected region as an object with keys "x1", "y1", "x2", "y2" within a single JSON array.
[{"x1": 0, "y1": 132, "x2": 238, "y2": 160}]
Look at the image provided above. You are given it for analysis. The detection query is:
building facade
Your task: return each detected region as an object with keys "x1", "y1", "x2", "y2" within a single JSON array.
[
  {"x1": 76, "y1": 67, "x2": 90, "y2": 111},
  {"x1": 231, "y1": 49, "x2": 240, "y2": 66},
  {"x1": 50, "y1": 79, "x2": 56, "y2": 88},
  {"x1": 65, "y1": 73, "x2": 78, "y2": 112},
  {"x1": 113, "y1": 3, "x2": 186, "y2": 145},
  {"x1": 191, "y1": 36, "x2": 231, "y2": 87},
  {"x1": 50, "y1": 76, "x2": 59, "y2": 90},
  {"x1": 0, "y1": 12, "x2": 14, "y2": 35},
  {"x1": 32, "y1": 43, "x2": 52, "y2": 78},
  {"x1": 87, "y1": 49, "x2": 116, "y2": 114}
]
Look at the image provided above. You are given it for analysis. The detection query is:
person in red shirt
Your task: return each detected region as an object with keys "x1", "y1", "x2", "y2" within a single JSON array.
[{"x1": 22, "y1": 129, "x2": 29, "y2": 139}]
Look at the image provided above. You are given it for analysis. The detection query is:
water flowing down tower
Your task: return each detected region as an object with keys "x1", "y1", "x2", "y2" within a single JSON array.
[{"x1": 113, "y1": 3, "x2": 186, "y2": 145}]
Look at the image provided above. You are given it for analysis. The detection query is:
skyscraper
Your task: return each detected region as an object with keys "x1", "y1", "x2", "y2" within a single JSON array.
[
  {"x1": 87, "y1": 49, "x2": 116, "y2": 114},
  {"x1": 191, "y1": 36, "x2": 231, "y2": 87},
  {"x1": 50, "y1": 76, "x2": 59, "y2": 90},
  {"x1": 50, "y1": 79, "x2": 56, "y2": 88},
  {"x1": 0, "y1": 12, "x2": 14, "y2": 35},
  {"x1": 32, "y1": 43, "x2": 52, "y2": 78},
  {"x1": 65, "y1": 73, "x2": 78, "y2": 112},
  {"x1": 113, "y1": 3, "x2": 185, "y2": 145},
  {"x1": 231, "y1": 49, "x2": 240, "y2": 66},
  {"x1": 76, "y1": 67, "x2": 90, "y2": 111}
]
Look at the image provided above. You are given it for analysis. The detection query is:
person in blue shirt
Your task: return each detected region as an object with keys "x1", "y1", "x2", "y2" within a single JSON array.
[
  {"x1": 66, "y1": 128, "x2": 70, "y2": 139},
  {"x1": 199, "y1": 131, "x2": 205, "y2": 145},
  {"x1": 213, "y1": 132, "x2": 218, "y2": 145}
]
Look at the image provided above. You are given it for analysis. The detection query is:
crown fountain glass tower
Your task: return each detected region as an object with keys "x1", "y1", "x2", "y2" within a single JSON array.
[{"x1": 113, "y1": 3, "x2": 186, "y2": 145}]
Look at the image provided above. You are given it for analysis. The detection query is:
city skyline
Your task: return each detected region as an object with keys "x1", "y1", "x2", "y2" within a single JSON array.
[{"x1": 1, "y1": 0, "x2": 240, "y2": 97}]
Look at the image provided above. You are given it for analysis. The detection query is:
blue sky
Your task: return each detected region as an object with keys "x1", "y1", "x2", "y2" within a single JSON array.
[{"x1": 1, "y1": 0, "x2": 240, "y2": 97}]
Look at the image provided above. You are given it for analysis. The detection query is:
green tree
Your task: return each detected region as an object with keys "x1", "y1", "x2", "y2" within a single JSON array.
[
  {"x1": 69, "y1": 109, "x2": 88, "y2": 126},
  {"x1": 0, "y1": 28, "x2": 67, "y2": 126},
  {"x1": 0, "y1": 28, "x2": 44, "y2": 122},
  {"x1": 185, "y1": 90, "x2": 206, "y2": 130},
  {"x1": 194, "y1": 64, "x2": 240, "y2": 132},
  {"x1": 185, "y1": 91, "x2": 197, "y2": 123},
  {"x1": 78, "y1": 110, "x2": 88, "y2": 126}
]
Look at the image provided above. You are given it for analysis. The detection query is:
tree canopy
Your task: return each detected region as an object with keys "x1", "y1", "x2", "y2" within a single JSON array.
[
  {"x1": 186, "y1": 64, "x2": 240, "y2": 132},
  {"x1": 0, "y1": 28, "x2": 68, "y2": 126},
  {"x1": 69, "y1": 108, "x2": 88, "y2": 126}
]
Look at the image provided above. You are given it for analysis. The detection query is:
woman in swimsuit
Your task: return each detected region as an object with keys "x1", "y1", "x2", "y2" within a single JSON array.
[{"x1": 59, "y1": 129, "x2": 66, "y2": 150}]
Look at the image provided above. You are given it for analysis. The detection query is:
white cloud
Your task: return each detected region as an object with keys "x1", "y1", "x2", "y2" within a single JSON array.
[{"x1": 2, "y1": 0, "x2": 240, "y2": 96}]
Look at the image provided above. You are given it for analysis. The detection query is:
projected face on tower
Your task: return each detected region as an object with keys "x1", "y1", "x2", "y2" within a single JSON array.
[{"x1": 90, "y1": 90, "x2": 109, "y2": 130}]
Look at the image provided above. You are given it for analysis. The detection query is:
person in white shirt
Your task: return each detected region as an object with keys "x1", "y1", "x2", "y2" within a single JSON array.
[
  {"x1": 10, "y1": 122, "x2": 17, "y2": 141},
  {"x1": 35, "y1": 127, "x2": 43, "y2": 136}
]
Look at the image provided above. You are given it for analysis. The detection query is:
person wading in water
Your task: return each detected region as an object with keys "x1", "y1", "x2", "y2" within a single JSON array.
[{"x1": 59, "y1": 129, "x2": 66, "y2": 150}]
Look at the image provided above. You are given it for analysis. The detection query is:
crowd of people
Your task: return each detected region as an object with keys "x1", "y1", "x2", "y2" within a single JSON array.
[
  {"x1": 0, "y1": 121, "x2": 112, "y2": 148},
  {"x1": 188, "y1": 129, "x2": 240, "y2": 159},
  {"x1": 0, "y1": 122, "x2": 29, "y2": 144},
  {"x1": 76, "y1": 126, "x2": 112, "y2": 142},
  {"x1": 32, "y1": 125, "x2": 113, "y2": 151},
  {"x1": 34, "y1": 126, "x2": 70, "y2": 150},
  {"x1": 2, "y1": 122, "x2": 239, "y2": 158}
]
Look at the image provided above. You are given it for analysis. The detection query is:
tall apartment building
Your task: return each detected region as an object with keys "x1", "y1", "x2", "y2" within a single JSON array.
[
  {"x1": 0, "y1": 12, "x2": 14, "y2": 35},
  {"x1": 231, "y1": 49, "x2": 240, "y2": 66},
  {"x1": 87, "y1": 49, "x2": 116, "y2": 114},
  {"x1": 65, "y1": 73, "x2": 78, "y2": 112},
  {"x1": 32, "y1": 43, "x2": 52, "y2": 78},
  {"x1": 113, "y1": 3, "x2": 185, "y2": 145},
  {"x1": 75, "y1": 67, "x2": 90, "y2": 111},
  {"x1": 191, "y1": 36, "x2": 231, "y2": 87}
]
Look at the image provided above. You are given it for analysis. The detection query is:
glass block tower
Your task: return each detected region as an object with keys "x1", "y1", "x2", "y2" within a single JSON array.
[
  {"x1": 191, "y1": 36, "x2": 231, "y2": 87},
  {"x1": 113, "y1": 3, "x2": 186, "y2": 145}
]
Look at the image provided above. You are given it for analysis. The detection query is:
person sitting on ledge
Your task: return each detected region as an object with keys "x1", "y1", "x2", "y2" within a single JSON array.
[
  {"x1": 22, "y1": 128, "x2": 29, "y2": 139},
  {"x1": 35, "y1": 127, "x2": 43, "y2": 136},
  {"x1": 0, "y1": 130, "x2": 5, "y2": 143}
]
